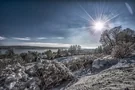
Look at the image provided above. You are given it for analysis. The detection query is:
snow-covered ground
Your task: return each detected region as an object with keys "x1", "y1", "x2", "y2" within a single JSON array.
[
  {"x1": 55, "y1": 55, "x2": 85, "y2": 62},
  {"x1": 65, "y1": 58, "x2": 135, "y2": 90},
  {"x1": 1, "y1": 55, "x2": 135, "y2": 90}
]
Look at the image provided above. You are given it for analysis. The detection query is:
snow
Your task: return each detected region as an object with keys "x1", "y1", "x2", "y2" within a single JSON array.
[
  {"x1": 9, "y1": 82, "x2": 16, "y2": 89},
  {"x1": 1, "y1": 55, "x2": 135, "y2": 90}
]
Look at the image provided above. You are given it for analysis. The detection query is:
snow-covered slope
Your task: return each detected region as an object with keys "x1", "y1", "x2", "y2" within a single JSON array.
[
  {"x1": 65, "y1": 58, "x2": 135, "y2": 90},
  {"x1": 1, "y1": 55, "x2": 135, "y2": 90}
]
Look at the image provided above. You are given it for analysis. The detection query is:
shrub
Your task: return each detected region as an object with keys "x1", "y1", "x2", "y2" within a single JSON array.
[
  {"x1": 63, "y1": 56, "x2": 94, "y2": 72},
  {"x1": 111, "y1": 42, "x2": 134, "y2": 58},
  {"x1": 20, "y1": 52, "x2": 38, "y2": 63},
  {"x1": 45, "y1": 50, "x2": 54, "y2": 59},
  {"x1": 0, "y1": 60, "x2": 74, "y2": 90},
  {"x1": 5, "y1": 49, "x2": 14, "y2": 57}
]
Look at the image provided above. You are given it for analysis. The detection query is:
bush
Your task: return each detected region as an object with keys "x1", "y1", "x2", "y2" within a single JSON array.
[
  {"x1": 5, "y1": 49, "x2": 14, "y2": 57},
  {"x1": 0, "y1": 60, "x2": 74, "y2": 90},
  {"x1": 111, "y1": 42, "x2": 134, "y2": 58},
  {"x1": 45, "y1": 50, "x2": 54, "y2": 59},
  {"x1": 63, "y1": 56, "x2": 95, "y2": 72},
  {"x1": 20, "y1": 52, "x2": 38, "y2": 63}
]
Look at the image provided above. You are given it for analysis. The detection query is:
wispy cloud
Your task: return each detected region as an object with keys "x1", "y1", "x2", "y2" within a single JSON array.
[
  {"x1": 56, "y1": 37, "x2": 64, "y2": 39},
  {"x1": 36, "y1": 37, "x2": 64, "y2": 40},
  {"x1": 36, "y1": 37, "x2": 48, "y2": 40},
  {"x1": 51, "y1": 37, "x2": 65, "y2": 39},
  {"x1": 0, "y1": 36, "x2": 6, "y2": 40},
  {"x1": 12, "y1": 37, "x2": 31, "y2": 41},
  {"x1": 3, "y1": 41, "x2": 97, "y2": 49}
]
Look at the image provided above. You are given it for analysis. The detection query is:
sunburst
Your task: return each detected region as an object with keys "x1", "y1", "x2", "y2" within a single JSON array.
[
  {"x1": 93, "y1": 21, "x2": 105, "y2": 31},
  {"x1": 78, "y1": 2, "x2": 120, "y2": 32}
]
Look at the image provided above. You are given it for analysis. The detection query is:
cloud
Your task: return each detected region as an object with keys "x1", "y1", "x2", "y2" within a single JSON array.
[
  {"x1": 3, "y1": 41, "x2": 96, "y2": 49},
  {"x1": 15, "y1": 42, "x2": 71, "y2": 47},
  {"x1": 55, "y1": 37, "x2": 64, "y2": 39},
  {"x1": 0, "y1": 36, "x2": 6, "y2": 40},
  {"x1": 12, "y1": 37, "x2": 31, "y2": 41},
  {"x1": 36, "y1": 37, "x2": 48, "y2": 40},
  {"x1": 24, "y1": 42, "x2": 97, "y2": 49},
  {"x1": 47, "y1": 37, "x2": 64, "y2": 40},
  {"x1": 125, "y1": 2, "x2": 133, "y2": 15}
]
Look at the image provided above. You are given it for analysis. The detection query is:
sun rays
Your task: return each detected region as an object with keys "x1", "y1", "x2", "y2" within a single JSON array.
[{"x1": 78, "y1": 2, "x2": 120, "y2": 32}]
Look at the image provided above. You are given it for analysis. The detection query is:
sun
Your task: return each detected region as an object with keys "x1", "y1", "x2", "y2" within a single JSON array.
[
  {"x1": 78, "y1": 4, "x2": 119, "y2": 33},
  {"x1": 93, "y1": 21, "x2": 105, "y2": 31}
]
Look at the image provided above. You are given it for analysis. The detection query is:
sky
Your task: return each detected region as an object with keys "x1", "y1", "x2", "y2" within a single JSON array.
[{"x1": 0, "y1": 0, "x2": 135, "y2": 48}]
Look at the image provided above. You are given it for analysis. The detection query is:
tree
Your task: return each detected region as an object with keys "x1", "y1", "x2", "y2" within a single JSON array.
[
  {"x1": 94, "y1": 46, "x2": 103, "y2": 54},
  {"x1": 68, "y1": 45, "x2": 81, "y2": 55},
  {"x1": 68, "y1": 45, "x2": 74, "y2": 55},
  {"x1": 100, "y1": 26, "x2": 122, "y2": 54},
  {"x1": 77, "y1": 45, "x2": 81, "y2": 54},
  {"x1": 100, "y1": 26, "x2": 135, "y2": 58},
  {"x1": 63, "y1": 49, "x2": 69, "y2": 56},
  {"x1": 57, "y1": 49, "x2": 62, "y2": 57}
]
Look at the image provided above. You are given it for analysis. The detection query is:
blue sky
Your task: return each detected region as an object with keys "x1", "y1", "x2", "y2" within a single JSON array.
[{"x1": 0, "y1": 0, "x2": 135, "y2": 48}]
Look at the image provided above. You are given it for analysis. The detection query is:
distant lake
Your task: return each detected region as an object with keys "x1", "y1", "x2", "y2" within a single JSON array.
[{"x1": 0, "y1": 48, "x2": 58, "y2": 54}]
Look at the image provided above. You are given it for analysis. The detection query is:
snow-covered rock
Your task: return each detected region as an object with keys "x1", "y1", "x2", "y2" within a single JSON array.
[{"x1": 110, "y1": 58, "x2": 135, "y2": 69}]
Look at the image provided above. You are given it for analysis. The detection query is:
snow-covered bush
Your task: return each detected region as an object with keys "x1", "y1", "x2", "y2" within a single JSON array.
[
  {"x1": 20, "y1": 51, "x2": 40, "y2": 63},
  {"x1": 0, "y1": 60, "x2": 74, "y2": 90},
  {"x1": 111, "y1": 42, "x2": 134, "y2": 58},
  {"x1": 0, "y1": 55, "x2": 24, "y2": 71},
  {"x1": 63, "y1": 56, "x2": 94, "y2": 72}
]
